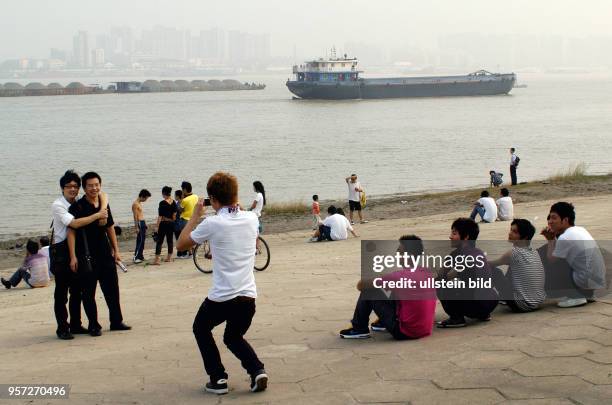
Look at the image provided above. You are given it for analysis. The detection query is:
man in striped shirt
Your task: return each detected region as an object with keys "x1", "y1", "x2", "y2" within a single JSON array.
[{"x1": 490, "y1": 219, "x2": 545, "y2": 312}]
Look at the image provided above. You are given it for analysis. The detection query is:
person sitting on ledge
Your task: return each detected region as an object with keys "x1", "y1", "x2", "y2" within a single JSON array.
[
  {"x1": 489, "y1": 219, "x2": 545, "y2": 312},
  {"x1": 339, "y1": 235, "x2": 437, "y2": 339},
  {"x1": 436, "y1": 218, "x2": 499, "y2": 328},
  {"x1": 540, "y1": 202, "x2": 606, "y2": 308},
  {"x1": 470, "y1": 190, "x2": 498, "y2": 223},
  {"x1": 2, "y1": 240, "x2": 50, "y2": 289}
]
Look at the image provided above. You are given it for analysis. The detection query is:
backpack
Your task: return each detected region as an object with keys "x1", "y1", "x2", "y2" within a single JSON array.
[{"x1": 514, "y1": 155, "x2": 520, "y2": 167}]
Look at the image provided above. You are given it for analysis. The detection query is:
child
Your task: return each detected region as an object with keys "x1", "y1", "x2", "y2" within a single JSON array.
[
  {"x1": 311, "y1": 195, "x2": 321, "y2": 230},
  {"x1": 489, "y1": 170, "x2": 503, "y2": 187},
  {"x1": 2, "y1": 240, "x2": 50, "y2": 289}
]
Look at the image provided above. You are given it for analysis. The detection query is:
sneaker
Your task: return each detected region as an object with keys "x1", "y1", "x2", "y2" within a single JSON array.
[
  {"x1": 250, "y1": 370, "x2": 268, "y2": 393},
  {"x1": 360, "y1": 220, "x2": 369, "y2": 224},
  {"x1": 308, "y1": 237, "x2": 319, "y2": 243},
  {"x1": 133, "y1": 258, "x2": 143, "y2": 264},
  {"x1": 178, "y1": 255, "x2": 191, "y2": 260},
  {"x1": 436, "y1": 317, "x2": 467, "y2": 328},
  {"x1": 56, "y1": 330, "x2": 74, "y2": 340},
  {"x1": 350, "y1": 221, "x2": 355, "y2": 225},
  {"x1": 370, "y1": 320, "x2": 386, "y2": 332},
  {"x1": 339, "y1": 327, "x2": 371, "y2": 339},
  {"x1": 557, "y1": 297, "x2": 588, "y2": 308},
  {"x1": 499, "y1": 300, "x2": 507, "y2": 305},
  {"x1": 205, "y1": 379, "x2": 228, "y2": 395},
  {"x1": 1, "y1": 277, "x2": 11, "y2": 289}
]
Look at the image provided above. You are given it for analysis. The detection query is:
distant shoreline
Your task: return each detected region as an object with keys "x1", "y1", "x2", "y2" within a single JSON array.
[{"x1": 1, "y1": 174, "x2": 611, "y2": 270}]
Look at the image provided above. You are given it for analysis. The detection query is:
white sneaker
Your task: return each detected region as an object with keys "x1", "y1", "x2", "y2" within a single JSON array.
[
  {"x1": 557, "y1": 297, "x2": 588, "y2": 308},
  {"x1": 308, "y1": 237, "x2": 319, "y2": 243},
  {"x1": 133, "y1": 258, "x2": 143, "y2": 264}
]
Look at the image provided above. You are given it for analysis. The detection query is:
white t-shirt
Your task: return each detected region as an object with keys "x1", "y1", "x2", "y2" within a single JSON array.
[
  {"x1": 496, "y1": 196, "x2": 514, "y2": 221},
  {"x1": 510, "y1": 153, "x2": 518, "y2": 166},
  {"x1": 252, "y1": 192, "x2": 264, "y2": 217},
  {"x1": 323, "y1": 214, "x2": 353, "y2": 241},
  {"x1": 190, "y1": 207, "x2": 258, "y2": 302},
  {"x1": 51, "y1": 196, "x2": 75, "y2": 243},
  {"x1": 553, "y1": 226, "x2": 606, "y2": 289},
  {"x1": 478, "y1": 197, "x2": 498, "y2": 223},
  {"x1": 39, "y1": 246, "x2": 51, "y2": 277},
  {"x1": 347, "y1": 181, "x2": 362, "y2": 202}
]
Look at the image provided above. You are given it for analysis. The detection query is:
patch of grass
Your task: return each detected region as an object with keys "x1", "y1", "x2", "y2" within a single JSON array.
[
  {"x1": 265, "y1": 201, "x2": 309, "y2": 216},
  {"x1": 547, "y1": 162, "x2": 589, "y2": 182}
]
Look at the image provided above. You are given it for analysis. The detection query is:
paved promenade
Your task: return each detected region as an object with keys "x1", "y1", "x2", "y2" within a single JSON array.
[{"x1": 1, "y1": 196, "x2": 611, "y2": 404}]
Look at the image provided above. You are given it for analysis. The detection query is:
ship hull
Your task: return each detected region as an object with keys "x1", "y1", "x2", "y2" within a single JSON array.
[{"x1": 287, "y1": 74, "x2": 516, "y2": 100}]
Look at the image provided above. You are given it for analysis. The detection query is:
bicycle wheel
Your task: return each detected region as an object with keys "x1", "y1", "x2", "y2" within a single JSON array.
[
  {"x1": 193, "y1": 241, "x2": 213, "y2": 274},
  {"x1": 254, "y1": 236, "x2": 270, "y2": 271}
]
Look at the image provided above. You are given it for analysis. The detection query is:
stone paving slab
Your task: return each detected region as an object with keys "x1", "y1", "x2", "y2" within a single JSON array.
[{"x1": 1, "y1": 195, "x2": 611, "y2": 404}]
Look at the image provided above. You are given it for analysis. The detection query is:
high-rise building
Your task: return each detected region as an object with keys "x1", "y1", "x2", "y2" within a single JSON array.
[
  {"x1": 92, "y1": 48, "x2": 105, "y2": 66},
  {"x1": 73, "y1": 31, "x2": 90, "y2": 68}
]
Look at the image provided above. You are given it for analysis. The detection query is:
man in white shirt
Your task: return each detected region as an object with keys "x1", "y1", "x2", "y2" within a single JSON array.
[
  {"x1": 177, "y1": 171, "x2": 268, "y2": 396},
  {"x1": 49, "y1": 170, "x2": 108, "y2": 340},
  {"x1": 470, "y1": 191, "x2": 498, "y2": 223},
  {"x1": 345, "y1": 174, "x2": 367, "y2": 225},
  {"x1": 311, "y1": 206, "x2": 359, "y2": 242},
  {"x1": 541, "y1": 202, "x2": 606, "y2": 308},
  {"x1": 510, "y1": 147, "x2": 519, "y2": 185},
  {"x1": 496, "y1": 188, "x2": 514, "y2": 221}
]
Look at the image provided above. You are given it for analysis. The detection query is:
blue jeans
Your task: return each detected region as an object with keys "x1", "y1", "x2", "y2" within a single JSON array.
[
  {"x1": 9, "y1": 267, "x2": 33, "y2": 288},
  {"x1": 176, "y1": 218, "x2": 188, "y2": 257},
  {"x1": 470, "y1": 206, "x2": 487, "y2": 222},
  {"x1": 134, "y1": 220, "x2": 146, "y2": 260}
]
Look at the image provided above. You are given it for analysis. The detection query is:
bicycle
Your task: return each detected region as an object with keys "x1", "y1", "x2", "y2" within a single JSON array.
[{"x1": 193, "y1": 236, "x2": 270, "y2": 274}]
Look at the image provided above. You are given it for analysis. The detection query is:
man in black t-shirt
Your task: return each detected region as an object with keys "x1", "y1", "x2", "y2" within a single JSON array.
[{"x1": 67, "y1": 171, "x2": 130, "y2": 336}]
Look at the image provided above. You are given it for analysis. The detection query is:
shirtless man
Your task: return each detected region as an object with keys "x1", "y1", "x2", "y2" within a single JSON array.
[{"x1": 132, "y1": 189, "x2": 151, "y2": 264}]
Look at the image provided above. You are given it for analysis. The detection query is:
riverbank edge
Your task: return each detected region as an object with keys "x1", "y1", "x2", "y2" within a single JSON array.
[{"x1": 2, "y1": 173, "x2": 611, "y2": 256}]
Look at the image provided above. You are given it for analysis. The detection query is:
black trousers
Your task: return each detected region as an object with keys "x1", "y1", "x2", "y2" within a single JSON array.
[
  {"x1": 351, "y1": 289, "x2": 409, "y2": 340},
  {"x1": 193, "y1": 297, "x2": 264, "y2": 381},
  {"x1": 155, "y1": 221, "x2": 174, "y2": 255},
  {"x1": 79, "y1": 256, "x2": 123, "y2": 329},
  {"x1": 510, "y1": 165, "x2": 517, "y2": 185},
  {"x1": 536, "y1": 245, "x2": 594, "y2": 299},
  {"x1": 492, "y1": 267, "x2": 532, "y2": 313},
  {"x1": 438, "y1": 287, "x2": 498, "y2": 320},
  {"x1": 50, "y1": 244, "x2": 82, "y2": 333}
]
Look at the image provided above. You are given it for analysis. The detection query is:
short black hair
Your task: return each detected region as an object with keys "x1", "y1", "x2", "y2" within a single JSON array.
[
  {"x1": 501, "y1": 188, "x2": 510, "y2": 197},
  {"x1": 327, "y1": 205, "x2": 337, "y2": 215},
  {"x1": 26, "y1": 239, "x2": 39, "y2": 255},
  {"x1": 480, "y1": 190, "x2": 490, "y2": 198},
  {"x1": 451, "y1": 218, "x2": 480, "y2": 241},
  {"x1": 550, "y1": 202, "x2": 575, "y2": 226},
  {"x1": 39, "y1": 236, "x2": 50, "y2": 247},
  {"x1": 312, "y1": 194, "x2": 319, "y2": 201},
  {"x1": 162, "y1": 186, "x2": 172, "y2": 197},
  {"x1": 399, "y1": 235, "x2": 424, "y2": 257},
  {"x1": 336, "y1": 208, "x2": 345, "y2": 216},
  {"x1": 181, "y1": 181, "x2": 192, "y2": 193},
  {"x1": 114, "y1": 225, "x2": 122, "y2": 236},
  {"x1": 511, "y1": 147, "x2": 516, "y2": 152},
  {"x1": 81, "y1": 172, "x2": 102, "y2": 190},
  {"x1": 59, "y1": 170, "x2": 81, "y2": 189},
  {"x1": 511, "y1": 218, "x2": 536, "y2": 240},
  {"x1": 139, "y1": 189, "x2": 151, "y2": 198},
  {"x1": 174, "y1": 189, "x2": 182, "y2": 198}
]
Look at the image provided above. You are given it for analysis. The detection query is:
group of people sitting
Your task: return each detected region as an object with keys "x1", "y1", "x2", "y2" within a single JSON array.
[
  {"x1": 310, "y1": 205, "x2": 360, "y2": 242},
  {"x1": 470, "y1": 188, "x2": 514, "y2": 223},
  {"x1": 339, "y1": 201, "x2": 607, "y2": 339}
]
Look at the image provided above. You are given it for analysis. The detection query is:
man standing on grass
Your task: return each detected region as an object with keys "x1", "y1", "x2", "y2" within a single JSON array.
[
  {"x1": 345, "y1": 174, "x2": 367, "y2": 225},
  {"x1": 132, "y1": 189, "x2": 151, "y2": 264}
]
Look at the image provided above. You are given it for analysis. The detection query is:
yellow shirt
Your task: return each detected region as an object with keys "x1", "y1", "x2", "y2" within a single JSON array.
[{"x1": 180, "y1": 194, "x2": 198, "y2": 220}]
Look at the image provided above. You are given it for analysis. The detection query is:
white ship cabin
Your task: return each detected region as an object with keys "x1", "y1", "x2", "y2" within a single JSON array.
[{"x1": 292, "y1": 55, "x2": 362, "y2": 82}]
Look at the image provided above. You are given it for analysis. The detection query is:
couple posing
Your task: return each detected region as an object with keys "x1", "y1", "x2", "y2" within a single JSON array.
[{"x1": 50, "y1": 170, "x2": 129, "y2": 339}]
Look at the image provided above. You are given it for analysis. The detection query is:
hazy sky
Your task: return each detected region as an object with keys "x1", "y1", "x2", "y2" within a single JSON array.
[{"x1": 2, "y1": 0, "x2": 612, "y2": 59}]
